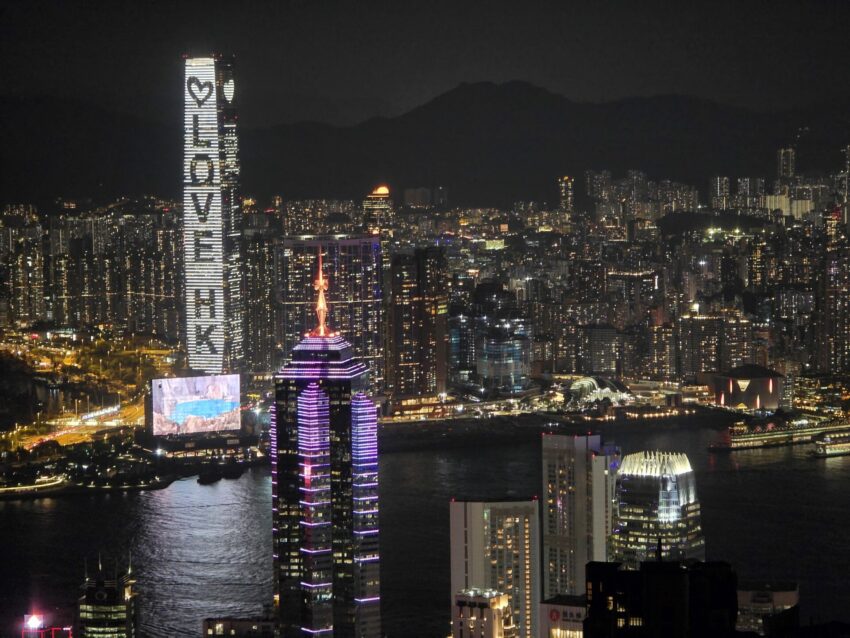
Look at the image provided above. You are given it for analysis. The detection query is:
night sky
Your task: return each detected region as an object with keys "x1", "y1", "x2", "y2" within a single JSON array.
[{"x1": 3, "y1": 0, "x2": 850, "y2": 129}]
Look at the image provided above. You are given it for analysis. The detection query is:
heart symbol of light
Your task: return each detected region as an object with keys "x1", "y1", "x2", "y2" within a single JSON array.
[
  {"x1": 188, "y1": 77, "x2": 213, "y2": 106},
  {"x1": 223, "y1": 80, "x2": 235, "y2": 103}
]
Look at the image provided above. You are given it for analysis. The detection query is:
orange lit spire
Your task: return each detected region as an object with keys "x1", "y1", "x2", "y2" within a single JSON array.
[{"x1": 311, "y1": 247, "x2": 330, "y2": 337}]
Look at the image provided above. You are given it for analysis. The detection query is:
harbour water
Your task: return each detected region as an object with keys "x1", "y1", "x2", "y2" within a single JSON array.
[{"x1": 1, "y1": 414, "x2": 849, "y2": 636}]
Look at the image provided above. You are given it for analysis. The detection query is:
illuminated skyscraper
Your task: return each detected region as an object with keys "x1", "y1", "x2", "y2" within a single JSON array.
[
  {"x1": 556, "y1": 176, "x2": 574, "y2": 216},
  {"x1": 75, "y1": 559, "x2": 136, "y2": 638},
  {"x1": 777, "y1": 147, "x2": 796, "y2": 182},
  {"x1": 276, "y1": 235, "x2": 384, "y2": 392},
  {"x1": 387, "y1": 247, "x2": 449, "y2": 397},
  {"x1": 450, "y1": 500, "x2": 540, "y2": 638},
  {"x1": 542, "y1": 434, "x2": 619, "y2": 598},
  {"x1": 182, "y1": 55, "x2": 243, "y2": 373},
  {"x1": 243, "y1": 211, "x2": 278, "y2": 373},
  {"x1": 709, "y1": 176, "x2": 731, "y2": 209},
  {"x1": 272, "y1": 253, "x2": 380, "y2": 637},
  {"x1": 611, "y1": 451, "x2": 705, "y2": 569},
  {"x1": 362, "y1": 186, "x2": 393, "y2": 234},
  {"x1": 0, "y1": 207, "x2": 46, "y2": 327}
]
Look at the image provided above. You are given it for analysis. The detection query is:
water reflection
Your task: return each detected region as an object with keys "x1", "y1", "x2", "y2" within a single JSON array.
[{"x1": 1, "y1": 418, "x2": 849, "y2": 637}]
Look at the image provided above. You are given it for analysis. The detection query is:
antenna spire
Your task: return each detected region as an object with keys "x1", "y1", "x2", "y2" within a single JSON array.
[{"x1": 311, "y1": 246, "x2": 330, "y2": 337}]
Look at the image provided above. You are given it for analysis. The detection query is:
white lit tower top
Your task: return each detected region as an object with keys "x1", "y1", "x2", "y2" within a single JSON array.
[{"x1": 182, "y1": 54, "x2": 244, "y2": 374}]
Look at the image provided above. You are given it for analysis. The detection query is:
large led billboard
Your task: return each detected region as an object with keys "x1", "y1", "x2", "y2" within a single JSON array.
[{"x1": 152, "y1": 374, "x2": 240, "y2": 436}]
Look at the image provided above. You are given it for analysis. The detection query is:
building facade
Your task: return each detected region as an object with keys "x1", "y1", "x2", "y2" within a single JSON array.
[
  {"x1": 275, "y1": 235, "x2": 384, "y2": 393},
  {"x1": 183, "y1": 54, "x2": 244, "y2": 373},
  {"x1": 75, "y1": 561, "x2": 136, "y2": 638},
  {"x1": 611, "y1": 451, "x2": 705, "y2": 569},
  {"x1": 542, "y1": 434, "x2": 620, "y2": 598},
  {"x1": 387, "y1": 247, "x2": 449, "y2": 397},
  {"x1": 452, "y1": 589, "x2": 518, "y2": 638},
  {"x1": 272, "y1": 258, "x2": 380, "y2": 637},
  {"x1": 450, "y1": 500, "x2": 540, "y2": 638}
]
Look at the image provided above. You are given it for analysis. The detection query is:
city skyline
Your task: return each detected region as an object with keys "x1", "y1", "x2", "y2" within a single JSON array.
[{"x1": 3, "y1": 4, "x2": 850, "y2": 637}]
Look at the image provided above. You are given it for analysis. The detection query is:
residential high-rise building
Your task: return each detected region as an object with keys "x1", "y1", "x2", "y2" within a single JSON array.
[
  {"x1": 542, "y1": 434, "x2": 620, "y2": 598},
  {"x1": 275, "y1": 234, "x2": 384, "y2": 393},
  {"x1": 709, "y1": 176, "x2": 731, "y2": 209},
  {"x1": 777, "y1": 147, "x2": 796, "y2": 182},
  {"x1": 611, "y1": 451, "x2": 705, "y2": 569},
  {"x1": 387, "y1": 247, "x2": 449, "y2": 397},
  {"x1": 450, "y1": 500, "x2": 540, "y2": 638},
  {"x1": 816, "y1": 208, "x2": 850, "y2": 372},
  {"x1": 0, "y1": 207, "x2": 45, "y2": 327},
  {"x1": 557, "y1": 176, "x2": 574, "y2": 216},
  {"x1": 75, "y1": 559, "x2": 136, "y2": 638},
  {"x1": 678, "y1": 313, "x2": 723, "y2": 380},
  {"x1": 183, "y1": 54, "x2": 244, "y2": 374},
  {"x1": 243, "y1": 212, "x2": 278, "y2": 373},
  {"x1": 452, "y1": 589, "x2": 518, "y2": 638},
  {"x1": 272, "y1": 254, "x2": 380, "y2": 638}
]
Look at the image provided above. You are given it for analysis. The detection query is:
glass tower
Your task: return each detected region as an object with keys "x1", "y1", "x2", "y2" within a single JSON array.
[
  {"x1": 611, "y1": 451, "x2": 705, "y2": 569},
  {"x1": 272, "y1": 253, "x2": 381, "y2": 637},
  {"x1": 182, "y1": 54, "x2": 243, "y2": 373}
]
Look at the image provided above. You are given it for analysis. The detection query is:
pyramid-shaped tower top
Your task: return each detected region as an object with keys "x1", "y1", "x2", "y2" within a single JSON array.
[{"x1": 310, "y1": 247, "x2": 332, "y2": 337}]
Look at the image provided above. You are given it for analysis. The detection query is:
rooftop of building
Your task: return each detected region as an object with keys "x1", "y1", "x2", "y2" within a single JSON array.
[
  {"x1": 722, "y1": 364, "x2": 784, "y2": 379},
  {"x1": 619, "y1": 450, "x2": 693, "y2": 477}
]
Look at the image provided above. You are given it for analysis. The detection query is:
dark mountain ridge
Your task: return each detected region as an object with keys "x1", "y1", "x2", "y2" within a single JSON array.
[{"x1": 2, "y1": 81, "x2": 849, "y2": 208}]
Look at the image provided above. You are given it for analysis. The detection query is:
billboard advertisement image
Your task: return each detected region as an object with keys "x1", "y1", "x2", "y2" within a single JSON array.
[{"x1": 152, "y1": 374, "x2": 240, "y2": 436}]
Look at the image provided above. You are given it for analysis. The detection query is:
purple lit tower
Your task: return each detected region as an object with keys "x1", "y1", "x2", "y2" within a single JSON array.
[{"x1": 272, "y1": 250, "x2": 381, "y2": 638}]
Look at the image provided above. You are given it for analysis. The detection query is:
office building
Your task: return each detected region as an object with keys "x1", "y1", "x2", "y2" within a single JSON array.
[
  {"x1": 611, "y1": 451, "x2": 705, "y2": 569},
  {"x1": 452, "y1": 589, "x2": 518, "y2": 638},
  {"x1": 362, "y1": 185, "x2": 393, "y2": 234},
  {"x1": 584, "y1": 560, "x2": 738, "y2": 638},
  {"x1": 542, "y1": 434, "x2": 620, "y2": 598},
  {"x1": 272, "y1": 255, "x2": 380, "y2": 637},
  {"x1": 275, "y1": 234, "x2": 384, "y2": 393},
  {"x1": 540, "y1": 595, "x2": 585, "y2": 638},
  {"x1": 450, "y1": 500, "x2": 540, "y2": 638},
  {"x1": 183, "y1": 54, "x2": 244, "y2": 373},
  {"x1": 387, "y1": 247, "x2": 449, "y2": 397},
  {"x1": 75, "y1": 560, "x2": 136, "y2": 638}
]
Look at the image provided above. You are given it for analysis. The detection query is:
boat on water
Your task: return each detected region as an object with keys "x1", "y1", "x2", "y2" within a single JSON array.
[
  {"x1": 197, "y1": 467, "x2": 223, "y2": 484},
  {"x1": 221, "y1": 463, "x2": 244, "y2": 480},
  {"x1": 709, "y1": 416, "x2": 850, "y2": 452},
  {"x1": 812, "y1": 430, "x2": 850, "y2": 458}
]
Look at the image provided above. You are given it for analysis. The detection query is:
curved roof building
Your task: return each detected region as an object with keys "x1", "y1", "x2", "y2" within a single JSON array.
[{"x1": 611, "y1": 451, "x2": 705, "y2": 568}]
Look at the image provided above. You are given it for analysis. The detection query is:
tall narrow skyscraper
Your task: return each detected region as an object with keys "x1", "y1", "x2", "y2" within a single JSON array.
[
  {"x1": 183, "y1": 54, "x2": 243, "y2": 373},
  {"x1": 273, "y1": 252, "x2": 380, "y2": 637},
  {"x1": 542, "y1": 434, "x2": 620, "y2": 598},
  {"x1": 387, "y1": 247, "x2": 449, "y2": 397}
]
